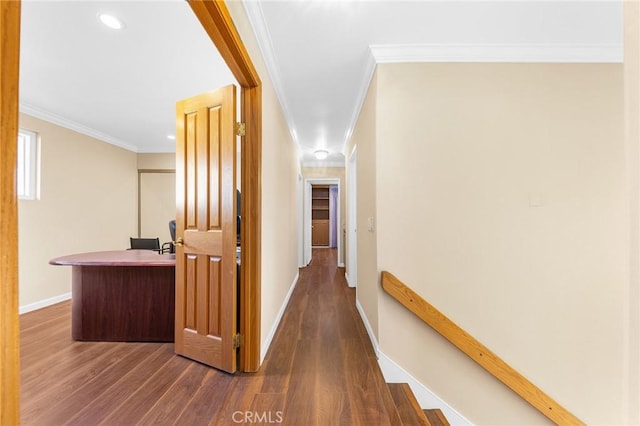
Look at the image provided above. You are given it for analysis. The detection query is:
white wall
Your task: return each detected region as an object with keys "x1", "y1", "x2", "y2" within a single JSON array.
[
  {"x1": 18, "y1": 113, "x2": 137, "y2": 309},
  {"x1": 351, "y1": 63, "x2": 626, "y2": 424}
]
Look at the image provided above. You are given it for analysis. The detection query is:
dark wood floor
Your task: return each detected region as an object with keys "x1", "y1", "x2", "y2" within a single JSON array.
[{"x1": 20, "y1": 249, "x2": 398, "y2": 425}]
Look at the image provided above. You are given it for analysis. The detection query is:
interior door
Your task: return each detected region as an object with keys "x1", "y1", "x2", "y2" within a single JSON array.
[{"x1": 175, "y1": 85, "x2": 237, "y2": 373}]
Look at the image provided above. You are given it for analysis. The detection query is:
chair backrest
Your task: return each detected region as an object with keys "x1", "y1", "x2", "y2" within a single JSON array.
[
  {"x1": 130, "y1": 237, "x2": 160, "y2": 251},
  {"x1": 169, "y1": 220, "x2": 176, "y2": 242}
]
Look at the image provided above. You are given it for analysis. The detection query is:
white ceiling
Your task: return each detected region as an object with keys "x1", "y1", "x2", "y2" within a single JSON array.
[
  {"x1": 20, "y1": 1, "x2": 622, "y2": 166},
  {"x1": 20, "y1": 0, "x2": 235, "y2": 153}
]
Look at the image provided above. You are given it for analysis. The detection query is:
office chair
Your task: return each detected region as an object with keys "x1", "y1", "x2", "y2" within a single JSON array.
[
  {"x1": 162, "y1": 220, "x2": 177, "y2": 254},
  {"x1": 130, "y1": 237, "x2": 161, "y2": 252},
  {"x1": 169, "y1": 220, "x2": 176, "y2": 242}
]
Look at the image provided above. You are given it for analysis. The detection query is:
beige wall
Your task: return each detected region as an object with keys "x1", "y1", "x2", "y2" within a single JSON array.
[
  {"x1": 137, "y1": 153, "x2": 176, "y2": 243},
  {"x1": 367, "y1": 63, "x2": 625, "y2": 424},
  {"x1": 139, "y1": 172, "x2": 175, "y2": 242},
  {"x1": 18, "y1": 113, "x2": 137, "y2": 308},
  {"x1": 345, "y1": 71, "x2": 380, "y2": 341},
  {"x1": 227, "y1": 3, "x2": 302, "y2": 359},
  {"x1": 137, "y1": 153, "x2": 175, "y2": 170},
  {"x1": 624, "y1": 2, "x2": 640, "y2": 423},
  {"x1": 302, "y1": 166, "x2": 345, "y2": 264}
]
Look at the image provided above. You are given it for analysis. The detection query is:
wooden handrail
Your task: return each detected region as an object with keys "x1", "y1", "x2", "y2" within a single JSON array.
[{"x1": 381, "y1": 271, "x2": 584, "y2": 426}]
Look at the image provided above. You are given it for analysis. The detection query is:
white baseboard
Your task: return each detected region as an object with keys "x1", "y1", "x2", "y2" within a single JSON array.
[
  {"x1": 355, "y1": 299, "x2": 379, "y2": 356},
  {"x1": 19, "y1": 292, "x2": 72, "y2": 315},
  {"x1": 378, "y1": 351, "x2": 472, "y2": 426},
  {"x1": 260, "y1": 272, "x2": 299, "y2": 363},
  {"x1": 345, "y1": 272, "x2": 356, "y2": 288}
]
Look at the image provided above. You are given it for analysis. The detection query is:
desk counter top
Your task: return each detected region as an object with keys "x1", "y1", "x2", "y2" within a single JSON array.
[{"x1": 50, "y1": 250, "x2": 176, "y2": 267}]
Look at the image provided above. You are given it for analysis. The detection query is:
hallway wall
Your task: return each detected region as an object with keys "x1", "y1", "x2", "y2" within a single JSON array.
[
  {"x1": 227, "y1": 3, "x2": 302, "y2": 361},
  {"x1": 372, "y1": 63, "x2": 625, "y2": 425},
  {"x1": 344, "y1": 70, "x2": 379, "y2": 344}
]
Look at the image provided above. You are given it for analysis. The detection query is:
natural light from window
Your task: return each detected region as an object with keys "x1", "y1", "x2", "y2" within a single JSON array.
[{"x1": 17, "y1": 128, "x2": 40, "y2": 200}]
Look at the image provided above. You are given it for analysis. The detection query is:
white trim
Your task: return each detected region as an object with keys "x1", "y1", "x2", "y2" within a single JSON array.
[
  {"x1": 355, "y1": 298, "x2": 379, "y2": 357},
  {"x1": 378, "y1": 351, "x2": 472, "y2": 426},
  {"x1": 343, "y1": 42, "x2": 623, "y2": 160},
  {"x1": 304, "y1": 178, "x2": 343, "y2": 267},
  {"x1": 261, "y1": 272, "x2": 299, "y2": 363},
  {"x1": 343, "y1": 52, "x2": 377, "y2": 152},
  {"x1": 19, "y1": 103, "x2": 139, "y2": 152},
  {"x1": 345, "y1": 272, "x2": 356, "y2": 288},
  {"x1": 370, "y1": 43, "x2": 623, "y2": 64},
  {"x1": 297, "y1": 172, "x2": 305, "y2": 268},
  {"x1": 19, "y1": 292, "x2": 72, "y2": 315}
]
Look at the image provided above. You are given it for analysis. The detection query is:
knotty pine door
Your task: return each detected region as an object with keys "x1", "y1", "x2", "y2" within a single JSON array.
[{"x1": 174, "y1": 85, "x2": 238, "y2": 373}]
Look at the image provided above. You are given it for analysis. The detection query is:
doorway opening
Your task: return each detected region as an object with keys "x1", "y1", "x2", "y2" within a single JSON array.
[
  {"x1": 303, "y1": 178, "x2": 342, "y2": 267},
  {"x1": 2, "y1": 7, "x2": 263, "y2": 418}
]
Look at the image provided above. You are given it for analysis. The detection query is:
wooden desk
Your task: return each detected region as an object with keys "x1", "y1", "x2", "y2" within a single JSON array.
[{"x1": 50, "y1": 250, "x2": 175, "y2": 342}]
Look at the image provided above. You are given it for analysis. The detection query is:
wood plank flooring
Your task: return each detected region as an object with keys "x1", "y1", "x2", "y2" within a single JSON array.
[{"x1": 20, "y1": 249, "x2": 397, "y2": 425}]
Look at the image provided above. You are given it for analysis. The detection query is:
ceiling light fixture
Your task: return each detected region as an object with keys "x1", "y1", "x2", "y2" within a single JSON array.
[
  {"x1": 98, "y1": 13, "x2": 124, "y2": 30},
  {"x1": 167, "y1": 135, "x2": 175, "y2": 140},
  {"x1": 314, "y1": 150, "x2": 329, "y2": 160}
]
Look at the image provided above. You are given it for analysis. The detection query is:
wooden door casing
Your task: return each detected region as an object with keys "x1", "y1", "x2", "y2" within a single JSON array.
[
  {"x1": 0, "y1": 1, "x2": 22, "y2": 423},
  {"x1": 175, "y1": 85, "x2": 237, "y2": 373}
]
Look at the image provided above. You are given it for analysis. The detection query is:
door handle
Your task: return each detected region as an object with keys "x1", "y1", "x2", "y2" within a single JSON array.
[{"x1": 174, "y1": 237, "x2": 184, "y2": 247}]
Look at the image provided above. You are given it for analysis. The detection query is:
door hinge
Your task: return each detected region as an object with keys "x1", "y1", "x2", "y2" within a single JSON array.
[
  {"x1": 233, "y1": 333, "x2": 244, "y2": 349},
  {"x1": 234, "y1": 122, "x2": 246, "y2": 137}
]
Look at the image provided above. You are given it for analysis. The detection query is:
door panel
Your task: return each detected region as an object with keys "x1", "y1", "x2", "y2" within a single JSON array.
[{"x1": 175, "y1": 85, "x2": 237, "y2": 373}]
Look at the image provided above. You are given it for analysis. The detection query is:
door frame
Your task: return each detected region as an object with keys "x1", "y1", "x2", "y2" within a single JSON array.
[
  {"x1": 1, "y1": 3, "x2": 263, "y2": 419},
  {"x1": 346, "y1": 146, "x2": 357, "y2": 288},
  {"x1": 188, "y1": 0, "x2": 262, "y2": 374},
  {"x1": 297, "y1": 173, "x2": 305, "y2": 267},
  {"x1": 304, "y1": 178, "x2": 341, "y2": 265},
  {"x1": 0, "y1": 2, "x2": 22, "y2": 423}
]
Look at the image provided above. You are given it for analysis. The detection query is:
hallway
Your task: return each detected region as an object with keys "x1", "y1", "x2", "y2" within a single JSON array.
[{"x1": 20, "y1": 249, "x2": 397, "y2": 425}]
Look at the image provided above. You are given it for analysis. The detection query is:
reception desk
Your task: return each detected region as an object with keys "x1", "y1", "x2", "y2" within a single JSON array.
[{"x1": 50, "y1": 250, "x2": 176, "y2": 342}]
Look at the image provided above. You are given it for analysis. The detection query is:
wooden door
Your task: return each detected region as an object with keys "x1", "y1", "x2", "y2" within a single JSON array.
[{"x1": 175, "y1": 85, "x2": 238, "y2": 373}]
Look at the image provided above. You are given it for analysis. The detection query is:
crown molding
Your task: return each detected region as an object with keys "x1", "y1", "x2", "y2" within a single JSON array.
[
  {"x1": 342, "y1": 42, "x2": 623, "y2": 155},
  {"x1": 302, "y1": 160, "x2": 345, "y2": 168},
  {"x1": 342, "y1": 50, "x2": 377, "y2": 155},
  {"x1": 242, "y1": 1, "x2": 299, "y2": 147},
  {"x1": 19, "y1": 103, "x2": 138, "y2": 152},
  {"x1": 370, "y1": 43, "x2": 623, "y2": 64}
]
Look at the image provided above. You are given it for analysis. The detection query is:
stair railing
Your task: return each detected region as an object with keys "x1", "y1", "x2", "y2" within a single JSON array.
[{"x1": 381, "y1": 271, "x2": 584, "y2": 426}]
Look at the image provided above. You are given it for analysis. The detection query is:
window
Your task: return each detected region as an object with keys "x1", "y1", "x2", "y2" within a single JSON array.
[{"x1": 17, "y1": 128, "x2": 40, "y2": 200}]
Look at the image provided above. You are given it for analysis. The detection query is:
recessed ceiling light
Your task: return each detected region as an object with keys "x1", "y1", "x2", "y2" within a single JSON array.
[
  {"x1": 98, "y1": 13, "x2": 124, "y2": 30},
  {"x1": 167, "y1": 135, "x2": 175, "y2": 140}
]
